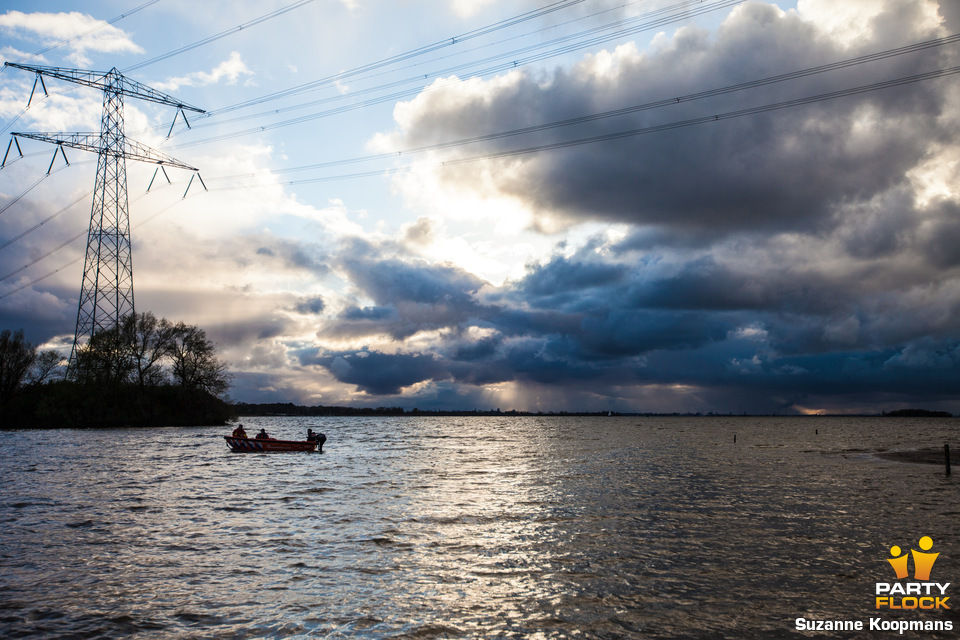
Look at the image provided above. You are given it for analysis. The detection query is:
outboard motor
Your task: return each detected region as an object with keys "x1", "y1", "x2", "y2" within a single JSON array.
[{"x1": 307, "y1": 429, "x2": 326, "y2": 452}]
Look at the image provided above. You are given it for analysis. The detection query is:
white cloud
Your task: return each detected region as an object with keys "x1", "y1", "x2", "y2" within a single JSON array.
[
  {"x1": 796, "y1": 0, "x2": 944, "y2": 48},
  {"x1": 451, "y1": 0, "x2": 497, "y2": 19},
  {"x1": 0, "y1": 10, "x2": 143, "y2": 67},
  {"x1": 0, "y1": 45, "x2": 44, "y2": 65},
  {"x1": 152, "y1": 52, "x2": 254, "y2": 92}
]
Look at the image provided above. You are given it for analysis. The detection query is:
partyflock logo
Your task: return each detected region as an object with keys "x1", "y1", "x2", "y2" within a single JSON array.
[
  {"x1": 795, "y1": 536, "x2": 953, "y2": 633},
  {"x1": 876, "y1": 536, "x2": 950, "y2": 610}
]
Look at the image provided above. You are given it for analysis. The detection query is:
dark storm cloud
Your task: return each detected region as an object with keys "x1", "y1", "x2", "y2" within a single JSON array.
[
  {"x1": 914, "y1": 201, "x2": 960, "y2": 268},
  {"x1": 0, "y1": 287, "x2": 74, "y2": 344},
  {"x1": 212, "y1": 316, "x2": 290, "y2": 345},
  {"x1": 293, "y1": 295, "x2": 326, "y2": 315},
  {"x1": 389, "y1": 1, "x2": 958, "y2": 242},
  {"x1": 252, "y1": 237, "x2": 330, "y2": 275},
  {"x1": 338, "y1": 252, "x2": 485, "y2": 307},
  {"x1": 304, "y1": 210, "x2": 960, "y2": 412},
  {"x1": 304, "y1": 349, "x2": 447, "y2": 395},
  {"x1": 323, "y1": 244, "x2": 489, "y2": 340},
  {"x1": 513, "y1": 255, "x2": 627, "y2": 310}
]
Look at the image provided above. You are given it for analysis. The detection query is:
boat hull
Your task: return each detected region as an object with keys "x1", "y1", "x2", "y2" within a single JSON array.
[{"x1": 224, "y1": 436, "x2": 318, "y2": 452}]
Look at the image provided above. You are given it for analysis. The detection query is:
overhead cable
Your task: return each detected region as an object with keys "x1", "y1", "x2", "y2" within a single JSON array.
[
  {"x1": 204, "y1": 0, "x2": 591, "y2": 116},
  {"x1": 205, "y1": 65, "x2": 960, "y2": 188},
  {"x1": 12, "y1": 0, "x2": 162, "y2": 65},
  {"x1": 203, "y1": 35, "x2": 960, "y2": 181},
  {"x1": 0, "y1": 191, "x2": 92, "y2": 252},
  {"x1": 434, "y1": 66, "x2": 960, "y2": 165},
  {"x1": 0, "y1": 0, "x2": 163, "y2": 135},
  {"x1": 0, "y1": 188, "x2": 189, "y2": 298},
  {"x1": 164, "y1": 0, "x2": 745, "y2": 148},
  {"x1": 121, "y1": 0, "x2": 318, "y2": 72}
]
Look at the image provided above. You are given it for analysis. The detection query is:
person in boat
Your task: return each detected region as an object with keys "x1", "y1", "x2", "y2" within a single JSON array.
[
  {"x1": 232, "y1": 424, "x2": 247, "y2": 438},
  {"x1": 306, "y1": 428, "x2": 326, "y2": 451},
  {"x1": 255, "y1": 428, "x2": 270, "y2": 440}
]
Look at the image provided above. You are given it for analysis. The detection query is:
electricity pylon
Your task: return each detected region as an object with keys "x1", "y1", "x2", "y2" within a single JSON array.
[{"x1": 3, "y1": 63, "x2": 205, "y2": 369}]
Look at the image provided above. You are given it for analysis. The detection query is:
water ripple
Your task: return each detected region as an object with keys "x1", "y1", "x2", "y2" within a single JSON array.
[{"x1": 1, "y1": 417, "x2": 959, "y2": 637}]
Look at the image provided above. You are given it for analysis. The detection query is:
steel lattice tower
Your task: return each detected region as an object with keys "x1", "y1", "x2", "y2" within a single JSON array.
[
  {"x1": 3, "y1": 63, "x2": 204, "y2": 369},
  {"x1": 79, "y1": 69, "x2": 135, "y2": 358}
]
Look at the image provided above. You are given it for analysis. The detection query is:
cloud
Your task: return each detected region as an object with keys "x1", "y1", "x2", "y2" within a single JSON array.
[
  {"x1": 381, "y1": 0, "x2": 957, "y2": 243},
  {"x1": 0, "y1": 10, "x2": 143, "y2": 66},
  {"x1": 305, "y1": 349, "x2": 447, "y2": 395},
  {"x1": 797, "y1": 0, "x2": 944, "y2": 48},
  {"x1": 152, "y1": 52, "x2": 254, "y2": 92},
  {"x1": 294, "y1": 184, "x2": 960, "y2": 411},
  {"x1": 450, "y1": 0, "x2": 498, "y2": 19},
  {"x1": 293, "y1": 295, "x2": 326, "y2": 315},
  {"x1": 7, "y1": 0, "x2": 960, "y2": 415},
  {"x1": 0, "y1": 46, "x2": 44, "y2": 66}
]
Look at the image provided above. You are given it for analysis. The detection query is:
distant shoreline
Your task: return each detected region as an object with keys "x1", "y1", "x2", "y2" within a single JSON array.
[{"x1": 233, "y1": 403, "x2": 955, "y2": 418}]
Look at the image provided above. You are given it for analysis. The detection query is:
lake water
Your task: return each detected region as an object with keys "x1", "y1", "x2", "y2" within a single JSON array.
[{"x1": 1, "y1": 416, "x2": 958, "y2": 639}]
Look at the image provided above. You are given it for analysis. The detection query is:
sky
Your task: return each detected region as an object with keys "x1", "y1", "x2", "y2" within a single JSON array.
[{"x1": 1, "y1": 0, "x2": 960, "y2": 414}]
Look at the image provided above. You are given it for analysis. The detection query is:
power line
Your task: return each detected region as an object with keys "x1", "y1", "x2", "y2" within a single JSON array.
[
  {"x1": 0, "y1": 255, "x2": 82, "y2": 300},
  {"x1": 0, "y1": 188, "x2": 175, "y2": 297},
  {"x1": 163, "y1": 0, "x2": 745, "y2": 148},
  {"x1": 121, "y1": 0, "x2": 318, "y2": 72},
  {"x1": 205, "y1": 65, "x2": 960, "y2": 188},
  {"x1": 200, "y1": 0, "x2": 739, "y2": 120},
  {"x1": 127, "y1": 0, "x2": 647, "y2": 141},
  {"x1": 0, "y1": 173, "x2": 51, "y2": 217},
  {"x1": 203, "y1": 0, "x2": 591, "y2": 117},
  {"x1": 5, "y1": 64, "x2": 955, "y2": 292},
  {"x1": 0, "y1": 0, "x2": 163, "y2": 135},
  {"x1": 435, "y1": 66, "x2": 960, "y2": 165},
  {"x1": 0, "y1": 162, "x2": 77, "y2": 218},
  {"x1": 5, "y1": 22, "x2": 957, "y2": 285},
  {"x1": 10, "y1": 0, "x2": 163, "y2": 65},
  {"x1": 0, "y1": 190, "x2": 92, "y2": 252},
  {"x1": 201, "y1": 34, "x2": 960, "y2": 182}
]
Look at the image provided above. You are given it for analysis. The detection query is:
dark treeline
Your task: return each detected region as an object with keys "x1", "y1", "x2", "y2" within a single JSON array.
[
  {"x1": 234, "y1": 402, "x2": 639, "y2": 417},
  {"x1": 881, "y1": 409, "x2": 954, "y2": 418},
  {"x1": 1, "y1": 313, "x2": 234, "y2": 428},
  {"x1": 235, "y1": 403, "x2": 956, "y2": 418}
]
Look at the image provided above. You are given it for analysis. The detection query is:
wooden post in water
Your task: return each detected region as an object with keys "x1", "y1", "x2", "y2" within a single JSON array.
[{"x1": 946, "y1": 444, "x2": 952, "y2": 476}]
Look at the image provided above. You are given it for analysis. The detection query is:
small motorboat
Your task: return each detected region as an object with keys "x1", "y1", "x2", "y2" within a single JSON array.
[{"x1": 224, "y1": 432, "x2": 325, "y2": 453}]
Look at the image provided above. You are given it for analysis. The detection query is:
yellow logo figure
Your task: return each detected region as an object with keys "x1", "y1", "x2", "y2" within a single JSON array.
[
  {"x1": 912, "y1": 536, "x2": 939, "y2": 581},
  {"x1": 888, "y1": 545, "x2": 910, "y2": 580},
  {"x1": 888, "y1": 536, "x2": 939, "y2": 580}
]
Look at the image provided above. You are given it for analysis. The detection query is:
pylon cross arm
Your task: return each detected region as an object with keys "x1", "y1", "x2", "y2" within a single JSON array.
[
  {"x1": 3, "y1": 62, "x2": 205, "y2": 114},
  {"x1": 11, "y1": 132, "x2": 198, "y2": 172}
]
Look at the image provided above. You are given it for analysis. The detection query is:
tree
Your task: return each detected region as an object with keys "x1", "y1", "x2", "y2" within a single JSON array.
[
  {"x1": 71, "y1": 324, "x2": 135, "y2": 386},
  {"x1": 0, "y1": 329, "x2": 36, "y2": 403},
  {"x1": 28, "y1": 349, "x2": 64, "y2": 385},
  {"x1": 70, "y1": 313, "x2": 230, "y2": 395},
  {"x1": 123, "y1": 312, "x2": 176, "y2": 388},
  {"x1": 168, "y1": 322, "x2": 231, "y2": 397},
  {"x1": 1, "y1": 316, "x2": 233, "y2": 428}
]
